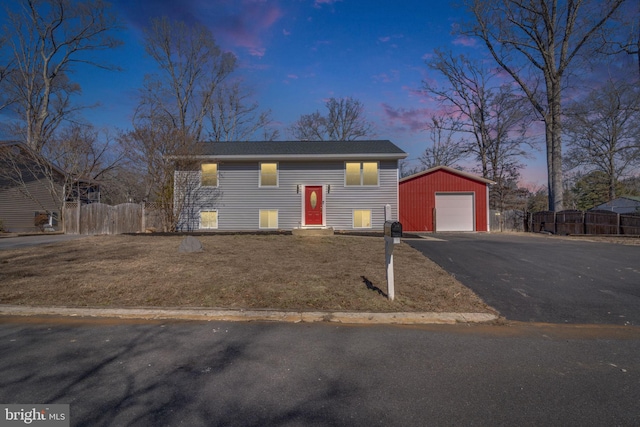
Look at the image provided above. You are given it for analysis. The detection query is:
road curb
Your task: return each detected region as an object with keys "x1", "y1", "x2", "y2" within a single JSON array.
[{"x1": 0, "y1": 305, "x2": 499, "y2": 325}]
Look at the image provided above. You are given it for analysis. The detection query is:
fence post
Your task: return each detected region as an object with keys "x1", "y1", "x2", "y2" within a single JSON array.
[
  {"x1": 141, "y1": 202, "x2": 146, "y2": 233},
  {"x1": 76, "y1": 200, "x2": 81, "y2": 235}
]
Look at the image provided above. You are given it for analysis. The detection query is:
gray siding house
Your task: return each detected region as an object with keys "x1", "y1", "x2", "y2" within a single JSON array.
[
  {"x1": 173, "y1": 140, "x2": 407, "y2": 231},
  {"x1": 0, "y1": 141, "x2": 63, "y2": 232},
  {"x1": 592, "y1": 196, "x2": 640, "y2": 214}
]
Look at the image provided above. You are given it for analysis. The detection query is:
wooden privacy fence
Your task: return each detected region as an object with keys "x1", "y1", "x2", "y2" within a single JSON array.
[
  {"x1": 531, "y1": 210, "x2": 640, "y2": 235},
  {"x1": 64, "y1": 202, "x2": 163, "y2": 235}
]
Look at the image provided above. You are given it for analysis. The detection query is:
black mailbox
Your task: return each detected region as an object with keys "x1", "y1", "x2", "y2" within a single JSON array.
[{"x1": 384, "y1": 221, "x2": 402, "y2": 238}]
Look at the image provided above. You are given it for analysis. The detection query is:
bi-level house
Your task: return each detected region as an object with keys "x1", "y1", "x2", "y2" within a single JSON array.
[{"x1": 171, "y1": 140, "x2": 407, "y2": 231}]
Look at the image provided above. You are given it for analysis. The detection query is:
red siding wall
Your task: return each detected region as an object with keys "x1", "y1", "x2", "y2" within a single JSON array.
[{"x1": 399, "y1": 169, "x2": 488, "y2": 232}]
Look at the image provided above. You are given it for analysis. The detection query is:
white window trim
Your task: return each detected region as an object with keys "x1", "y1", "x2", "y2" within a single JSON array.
[
  {"x1": 200, "y1": 163, "x2": 219, "y2": 188},
  {"x1": 259, "y1": 162, "x2": 279, "y2": 188},
  {"x1": 199, "y1": 210, "x2": 219, "y2": 229},
  {"x1": 352, "y1": 209, "x2": 372, "y2": 229},
  {"x1": 344, "y1": 161, "x2": 379, "y2": 187},
  {"x1": 259, "y1": 209, "x2": 279, "y2": 229}
]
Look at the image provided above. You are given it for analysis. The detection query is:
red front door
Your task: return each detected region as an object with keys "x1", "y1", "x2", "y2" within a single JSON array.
[{"x1": 304, "y1": 186, "x2": 323, "y2": 225}]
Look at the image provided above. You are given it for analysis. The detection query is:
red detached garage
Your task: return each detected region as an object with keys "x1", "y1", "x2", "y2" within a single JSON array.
[{"x1": 399, "y1": 166, "x2": 494, "y2": 232}]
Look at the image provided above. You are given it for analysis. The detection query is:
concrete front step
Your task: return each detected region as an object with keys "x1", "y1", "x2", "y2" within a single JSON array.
[{"x1": 292, "y1": 227, "x2": 335, "y2": 236}]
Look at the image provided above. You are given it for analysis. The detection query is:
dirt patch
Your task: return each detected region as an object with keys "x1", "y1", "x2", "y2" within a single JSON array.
[{"x1": 0, "y1": 235, "x2": 496, "y2": 314}]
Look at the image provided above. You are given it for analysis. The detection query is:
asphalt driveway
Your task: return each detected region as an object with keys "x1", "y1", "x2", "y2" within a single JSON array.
[
  {"x1": 405, "y1": 233, "x2": 640, "y2": 325},
  {"x1": 0, "y1": 234, "x2": 87, "y2": 250}
]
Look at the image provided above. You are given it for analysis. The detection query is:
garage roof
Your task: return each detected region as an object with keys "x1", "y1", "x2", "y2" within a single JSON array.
[{"x1": 400, "y1": 165, "x2": 495, "y2": 185}]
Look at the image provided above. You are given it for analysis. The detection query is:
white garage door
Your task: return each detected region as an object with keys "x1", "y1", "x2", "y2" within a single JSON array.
[{"x1": 435, "y1": 193, "x2": 475, "y2": 232}]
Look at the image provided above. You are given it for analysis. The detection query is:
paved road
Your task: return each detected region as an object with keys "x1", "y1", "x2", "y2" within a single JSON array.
[
  {"x1": 406, "y1": 233, "x2": 640, "y2": 325},
  {"x1": 0, "y1": 234, "x2": 87, "y2": 250},
  {"x1": 1, "y1": 317, "x2": 639, "y2": 426}
]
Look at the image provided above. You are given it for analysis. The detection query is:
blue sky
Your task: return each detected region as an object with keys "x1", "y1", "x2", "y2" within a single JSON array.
[{"x1": 75, "y1": 0, "x2": 553, "y2": 185}]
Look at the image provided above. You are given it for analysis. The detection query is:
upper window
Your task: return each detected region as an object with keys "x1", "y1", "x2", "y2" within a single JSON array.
[
  {"x1": 345, "y1": 162, "x2": 378, "y2": 186},
  {"x1": 260, "y1": 162, "x2": 278, "y2": 187},
  {"x1": 201, "y1": 163, "x2": 218, "y2": 187}
]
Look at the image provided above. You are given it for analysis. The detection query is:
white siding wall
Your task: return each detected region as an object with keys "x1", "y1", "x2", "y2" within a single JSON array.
[{"x1": 176, "y1": 160, "x2": 399, "y2": 231}]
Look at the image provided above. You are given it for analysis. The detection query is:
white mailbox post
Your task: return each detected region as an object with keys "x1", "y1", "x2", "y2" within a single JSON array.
[{"x1": 383, "y1": 204, "x2": 402, "y2": 301}]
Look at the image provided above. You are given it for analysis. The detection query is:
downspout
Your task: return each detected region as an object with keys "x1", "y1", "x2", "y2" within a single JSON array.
[{"x1": 486, "y1": 183, "x2": 490, "y2": 233}]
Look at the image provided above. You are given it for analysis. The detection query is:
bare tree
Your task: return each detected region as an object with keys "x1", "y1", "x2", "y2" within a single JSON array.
[
  {"x1": 563, "y1": 76, "x2": 640, "y2": 200},
  {"x1": 325, "y1": 97, "x2": 375, "y2": 140},
  {"x1": 463, "y1": 0, "x2": 626, "y2": 211},
  {"x1": 208, "y1": 80, "x2": 279, "y2": 141},
  {"x1": 0, "y1": 31, "x2": 16, "y2": 113},
  {"x1": 2, "y1": 0, "x2": 122, "y2": 152},
  {"x1": 598, "y1": 1, "x2": 640, "y2": 76},
  {"x1": 425, "y1": 51, "x2": 493, "y2": 175},
  {"x1": 289, "y1": 111, "x2": 327, "y2": 141},
  {"x1": 424, "y1": 50, "x2": 532, "y2": 210},
  {"x1": 425, "y1": 51, "x2": 532, "y2": 179},
  {"x1": 419, "y1": 115, "x2": 467, "y2": 169},
  {"x1": 119, "y1": 116, "x2": 201, "y2": 232},
  {"x1": 126, "y1": 17, "x2": 237, "y2": 230},
  {"x1": 141, "y1": 16, "x2": 236, "y2": 144},
  {"x1": 289, "y1": 97, "x2": 375, "y2": 141}
]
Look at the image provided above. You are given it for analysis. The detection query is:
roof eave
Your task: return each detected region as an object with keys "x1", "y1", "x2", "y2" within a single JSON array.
[{"x1": 168, "y1": 153, "x2": 408, "y2": 161}]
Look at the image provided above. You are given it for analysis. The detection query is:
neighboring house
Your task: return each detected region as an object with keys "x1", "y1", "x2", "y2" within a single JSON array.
[
  {"x1": 0, "y1": 141, "x2": 99, "y2": 233},
  {"x1": 172, "y1": 140, "x2": 407, "y2": 231},
  {"x1": 399, "y1": 166, "x2": 494, "y2": 232},
  {"x1": 0, "y1": 141, "x2": 63, "y2": 232},
  {"x1": 591, "y1": 196, "x2": 640, "y2": 214}
]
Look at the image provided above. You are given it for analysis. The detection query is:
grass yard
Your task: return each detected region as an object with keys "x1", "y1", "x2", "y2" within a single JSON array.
[{"x1": 0, "y1": 234, "x2": 496, "y2": 314}]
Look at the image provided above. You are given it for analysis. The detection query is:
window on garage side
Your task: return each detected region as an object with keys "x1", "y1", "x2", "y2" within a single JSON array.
[
  {"x1": 201, "y1": 163, "x2": 218, "y2": 187},
  {"x1": 200, "y1": 211, "x2": 218, "y2": 229},
  {"x1": 362, "y1": 162, "x2": 378, "y2": 185},
  {"x1": 259, "y1": 210, "x2": 278, "y2": 229},
  {"x1": 353, "y1": 209, "x2": 371, "y2": 228},
  {"x1": 345, "y1": 162, "x2": 378, "y2": 186}
]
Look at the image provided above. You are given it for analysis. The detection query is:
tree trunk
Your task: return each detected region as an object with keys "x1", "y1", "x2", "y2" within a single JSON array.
[{"x1": 546, "y1": 79, "x2": 564, "y2": 212}]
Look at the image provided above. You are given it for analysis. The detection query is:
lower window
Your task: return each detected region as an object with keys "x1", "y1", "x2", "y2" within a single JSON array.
[
  {"x1": 260, "y1": 210, "x2": 278, "y2": 229},
  {"x1": 200, "y1": 211, "x2": 218, "y2": 229},
  {"x1": 353, "y1": 210, "x2": 371, "y2": 228}
]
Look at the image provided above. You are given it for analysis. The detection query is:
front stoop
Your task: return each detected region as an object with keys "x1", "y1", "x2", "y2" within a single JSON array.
[{"x1": 292, "y1": 227, "x2": 335, "y2": 236}]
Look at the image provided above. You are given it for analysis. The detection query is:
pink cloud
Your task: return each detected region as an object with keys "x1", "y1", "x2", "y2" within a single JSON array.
[
  {"x1": 380, "y1": 103, "x2": 437, "y2": 133},
  {"x1": 373, "y1": 70, "x2": 399, "y2": 83},
  {"x1": 116, "y1": 0, "x2": 283, "y2": 57},
  {"x1": 378, "y1": 34, "x2": 404, "y2": 46},
  {"x1": 452, "y1": 35, "x2": 477, "y2": 47},
  {"x1": 314, "y1": 0, "x2": 343, "y2": 8},
  {"x1": 283, "y1": 29, "x2": 291, "y2": 36},
  {"x1": 216, "y1": 2, "x2": 283, "y2": 56}
]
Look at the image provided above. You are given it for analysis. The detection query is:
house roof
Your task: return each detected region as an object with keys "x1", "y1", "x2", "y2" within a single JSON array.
[
  {"x1": 594, "y1": 196, "x2": 640, "y2": 205},
  {"x1": 400, "y1": 165, "x2": 496, "y2": 185},
  {"x1": 169, "y1": 140, "x2": 408, "y2": 161},
  {"x1": 0, "y1": 140, "x2": 99, "y2": 184},
  {"x1": 592, "y1": 196, "x2": 640, "y2": 213}
]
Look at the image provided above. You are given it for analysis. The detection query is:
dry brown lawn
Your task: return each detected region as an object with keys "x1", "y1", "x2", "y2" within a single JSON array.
[{"x1": 0, "y1": 234, "x2": 496, "y2": 314}]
